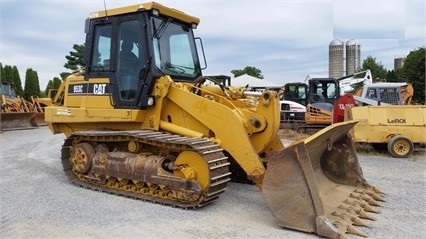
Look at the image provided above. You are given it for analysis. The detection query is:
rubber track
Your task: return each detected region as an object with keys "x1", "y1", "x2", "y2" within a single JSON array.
[{"x1": 61, "y1": 130, "x2": 231, "y2": 209}]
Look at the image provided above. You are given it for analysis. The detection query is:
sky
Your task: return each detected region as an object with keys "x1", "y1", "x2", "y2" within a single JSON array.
[{"x1": 0, "y1": 0, "x2": 425, "y2": 89}]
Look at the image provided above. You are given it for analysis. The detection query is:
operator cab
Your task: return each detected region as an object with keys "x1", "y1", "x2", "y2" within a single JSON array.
[
  {"x1": 0, "y1": 82, "x2": 17, "y2": 98},
  {"x1": 283, "y1": 79, "x2": 340, "y2": 107},
  {"x1": 283, "y1": 83, "x2": 308, "y2": 106},
  {"x1": 308, "y1": 78, "x2": 339, "y2": 105},
  {"x1": 83, "y1": 3, "x2": 202, "y2": 109},
  {"x1": 359, "y1": 83, "x2": 411, "y2": 105}
]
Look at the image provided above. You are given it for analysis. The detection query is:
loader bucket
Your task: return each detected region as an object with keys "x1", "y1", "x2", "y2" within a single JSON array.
[
  {"x1": 34, "y1": 112, "x2": 47, "y2": 126},
  {"x1": 0, "y1": 112, "x2": 38, "y2": 131},
  {"x1": 262, "y1": 121, "x2": 385, "y2": 238}
]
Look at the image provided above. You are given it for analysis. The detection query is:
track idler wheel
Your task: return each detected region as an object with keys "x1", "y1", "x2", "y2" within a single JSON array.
[{"x1": 70, "y1": 143, "x2": 95, "y2": 174}]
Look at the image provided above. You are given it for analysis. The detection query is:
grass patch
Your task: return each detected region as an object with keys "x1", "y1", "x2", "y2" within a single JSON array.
[
  {"x1": 278, "y1": 128, "x2": 309, "y2": 140},
  {"x1": 355, "y1": 143, "x2": 425, "y2": 160}
]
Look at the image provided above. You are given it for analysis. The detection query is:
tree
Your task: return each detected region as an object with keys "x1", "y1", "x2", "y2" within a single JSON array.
[
  {"x1": 400, "y1": 47, "x2": 425, "y2": 104},
  {"x1": 385, "y1": 68, "x2": 405, "y2": 83},
  {"x1": 52, "y1": 77, "x2": 62, "y2": 89},
  {"x1": 360, "y1": 56, "x2": 387, "y2": 81},
  {"x1": 44, "y1": 76, "x2": 62, "y2": 95},
  {"x1": 44, "y1": 80, "x2": 54, "y2": 96},
  {"x1": 12, "y1": 66, "x2": 24, "y2": 96},
  {"x1": 386, "y1": 70, "x2": 398, "y2": 82},
  {"x1": 2, "y1": 65, "x2": 14, "y2": 83},
  {"x1": 64, "y1": 44, "x2": 85, "y2": 71},
  {"x1": 231, "y1": 66, "x2": 264, "y2": 79},
  {"x1": 0, "y1": 64, "x2": 24, "y2": 96},
  {"x1": 0, "y1": 63, "x2": 3, "y2": 82},
  {"x1": 23, "y1": 68, "x2": 41, "y2": 101},
  {"x1": 60, "y1": 43, "x2": 85, "y2": 80},
  {"x1": 60, "y1": 72, "x2": 70, "y2": 81}
]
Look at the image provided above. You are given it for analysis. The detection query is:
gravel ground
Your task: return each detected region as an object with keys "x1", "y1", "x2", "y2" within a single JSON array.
[{"x1": 0, "y1": 127, "x2": 425, "y2": 239}]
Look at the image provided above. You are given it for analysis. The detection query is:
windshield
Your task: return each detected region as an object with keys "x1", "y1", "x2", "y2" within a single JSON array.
[
  {"x1": 151, "y1": 17, "x2": 201, "y2": 79},
  {"x1": 0, "y1": 83, "x2": 17, "y2": 97}
]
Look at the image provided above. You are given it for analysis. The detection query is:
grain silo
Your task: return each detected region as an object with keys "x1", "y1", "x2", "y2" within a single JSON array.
[
  {"x1": 394, "y1": 57, "x2": 405, "y2": 70},
  {"x1": 329, "y1": 39, "x2": 344, "y2": 79},
  {"x1": 345, "y1": 39, "x2": 361, "y2": 75}
]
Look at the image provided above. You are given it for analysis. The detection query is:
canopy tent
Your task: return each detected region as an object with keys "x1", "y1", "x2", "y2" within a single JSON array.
[{"x1": 231, "y1": 74, "x2": 282, "y2": 89}]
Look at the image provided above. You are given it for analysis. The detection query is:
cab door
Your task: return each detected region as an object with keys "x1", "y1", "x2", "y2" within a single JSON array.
[{"x1": 85, "y1": 14, "x2": 150, "y2": 109}]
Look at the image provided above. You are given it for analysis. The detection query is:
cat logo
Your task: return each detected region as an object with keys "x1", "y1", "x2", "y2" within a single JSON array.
[{"x1": 93, "y1": 84, "x2": 107, "y2": 95}]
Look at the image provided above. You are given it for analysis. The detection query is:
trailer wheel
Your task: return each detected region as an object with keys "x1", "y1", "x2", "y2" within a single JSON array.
[{"x1": 387, "y1": 135, "x2": 414, "y2": 158}]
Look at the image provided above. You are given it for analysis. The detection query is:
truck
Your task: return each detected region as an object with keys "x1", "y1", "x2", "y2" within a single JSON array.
[{"x1": 44, "y1": 2, "x2": 384, "y2": 238}]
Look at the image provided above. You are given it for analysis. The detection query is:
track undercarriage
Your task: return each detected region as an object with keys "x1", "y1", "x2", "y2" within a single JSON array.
[{"x1": 61, "y1": 130, "x2": 231, "y2": 208}]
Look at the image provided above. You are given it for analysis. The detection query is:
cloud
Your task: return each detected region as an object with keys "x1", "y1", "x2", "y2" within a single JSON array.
[{"x1": 333, "y1": 0, "x2": 405, "y2": 39}]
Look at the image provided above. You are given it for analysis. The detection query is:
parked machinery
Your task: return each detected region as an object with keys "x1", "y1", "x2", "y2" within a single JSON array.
[
  {"x1": 353, "y1": 82, "x2": 414, "y2": 106},
  {"x1": 45, "y1": 3, "x2": 385, "y2": 238},
  {"x1": 304, "y1": 70, "x2": 373, "y2": 126},
  {"x1": 281, "y1": 70, "x2": 415, "y2": 130},
  {"x1": 0, "y1": 82, "x2": 41, "y2": 131},
  {"x1": 279, "y1": 99, "x2": 306, "y2": 122},
  {"x1": 281, "y1": 71, "x2": 371, "y2": 129}
]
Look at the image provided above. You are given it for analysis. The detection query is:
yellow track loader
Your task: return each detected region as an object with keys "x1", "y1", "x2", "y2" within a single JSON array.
[{"x1": 45, "y1": 2, "x2": 385, "y2": 238}]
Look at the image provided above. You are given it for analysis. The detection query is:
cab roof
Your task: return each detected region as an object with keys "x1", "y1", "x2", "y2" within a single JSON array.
[{"x1": 88, "y1": 2, "x2": 200, "y2": 25}]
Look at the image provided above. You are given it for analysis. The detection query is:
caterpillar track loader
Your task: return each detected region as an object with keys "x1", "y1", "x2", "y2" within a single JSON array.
[{"x1": 45, "y1": 2, "x2": 385, "y2": 238}]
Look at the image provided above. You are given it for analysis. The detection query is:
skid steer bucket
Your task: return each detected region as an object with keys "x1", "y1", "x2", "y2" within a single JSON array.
[
  {"x1": 262, "y1": 121, "x2": 385, "y2": 238},
  {"x1": 0, "y1": 112, "x2": 38, "y2": 131},
  {"x1": 34, "y1": 112, "x2": 46, "y2": 126}
]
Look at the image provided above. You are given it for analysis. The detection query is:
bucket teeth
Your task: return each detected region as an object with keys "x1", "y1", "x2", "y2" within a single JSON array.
[
  {"x1": 332, "y1": 211, "x2": 349, "y2": 220},
  {"x1": 352, "y1": 217, "x2": 372, "y2": 228},
  {"x1": 372, "y1": 186, "x2": 386, "y2": 195},
  {"x1": 337, "y1": 205, "x2": 377, "y2": 221},
  {"x1": 354, "y1": 189, "x2": 386, "y2": 202},
  {"x1": 346, "y1": 225, "x2": 368, "y2": 238},
  {"x1": 362, "y1": 182, "x2": 386, "y2": 195},
  {"x1": 358, "y1": 209, "x2": 377, "y2": 221},
  {"x1": 365, "y1": 197, "x2": 381, "y2": 207},
  {"x1": 338, "y1": 205, "x2": 358, "y2": 213},
  {"x1": 371, "y1": 193, "x2": 386, "y2": 202},
  {"x1": 332, "y1": 211, "x2": 371, "y2": 228},
  {"x1": 333, "y1": 221, "x2": 368, "y2": 238},
  {"x1": 350, "y1": 193, "x2": 382, "y2": 207},
  {"x1": 362, "y1": 203, "x2": 381, "y2": 214},
  {"x1": 343, "y1": 199, "x2": 381, "y2": 214},
  {"x1": 363, "y1": 191, "x2": 386, "y2": 202}
]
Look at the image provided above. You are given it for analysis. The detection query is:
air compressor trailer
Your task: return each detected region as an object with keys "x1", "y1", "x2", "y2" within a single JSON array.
[{"x1": 345, "y1": 105, "x2": 426, "y2": 158}]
